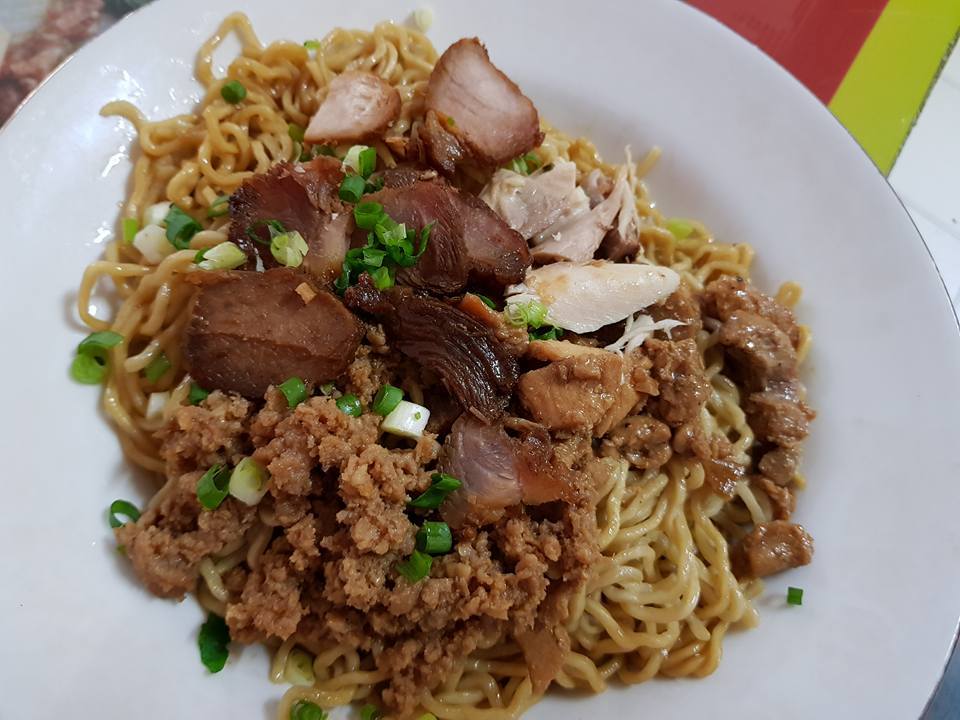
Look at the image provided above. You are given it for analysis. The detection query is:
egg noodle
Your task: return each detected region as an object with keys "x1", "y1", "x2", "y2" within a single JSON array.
[{"x1": 79, "y1": 13, "x2": 811, "y2": 719}]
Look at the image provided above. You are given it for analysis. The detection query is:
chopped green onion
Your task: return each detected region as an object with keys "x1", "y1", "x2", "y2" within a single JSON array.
[
  {"x1": 523, "y1": 152, "x2": 541, "y2": 172},
  {"x1": 342, "y1": 145, "x2": 376, "y2": 177},
  {"x1": 122, "y1": 217, "x2": 139, "y2": 244},
  {"x1": 358, "y1": 146, "x2": 377, "y2": 178},
  {"x1": 369, "y1": 266, "x2": 394, "y2": 289},
  {"x1": 108, "y1": 499, "x2": 141, "y2": 528},
  {"x1": 188, "y1": 382, "x2": 210, "y2": 405},
  {"x1": 270, "y1": 230, "x2": 309, "y2": 267},
  {"x1": 418, "y1": 714, "x2": 438, "y2": 720},
  {"x1": 207, "y1": 195, "x2": 230, "y2": 218},
  {"x1": 144, "y1": 352, "x2": 172, "y2": 383},
  {"x1": 354, "y1": 201, "x2": 384, "y2": 230},
  {"x1": 283, "y1": 647, "x2": 316, "y2": 686},
  {"x1": 408, "y1": 472, "x2": 462, "y2": 509},
  {"x1": 529, "y1": 326, "x2": 562, "y2": 341},
  {"x1": 508, "y1": 156, "x2": 528, "y2": 174},
  {"x1": 396, "y1": 549, "x2": 432, "y2": 583},
  {"x1": 245, "y1": 218, "x2": 288, "y2": 246},
  {"x1": 164, "y1": 205, "x2": 202, "y2": 250},
  {"x1": 445, "y1": 115, "x2": 456, "y2": 128},
  {"x1": 78, "y1": 331, "x2": 123, "y2": 355},
  {"x1": 290, "y1": 700, "x2": 327, "y2": 720},
  {"x1": 279, "y1": 377, "x2": 308, "y2": 408},
  {"x1": 197, "y1": 241, "x2": 247, "y2": 270},
  {"x1": 475, "y1": 294, "x2": 497, "y2": 310},
  {"x1": 666, "y1": 218, "x2": 694, "y2": 240},
  {"x1": 303, "y1": 40, "x2": 320, "y2": 50},
  {"x1": 220, "y1": 79, "x2": 247, "y2": 104},
  {"x1": 143, "y1": 201, "x2": 172, "y2": 227},
  {"x1": 198, "y1": 613, "x2": 230, "y2": 673},
  {"x1": 381, "y1": 400, "x2": 430, "y2": 438},
  {"x1": 336, "y1": 393, "x2": 362, "y2": 417},
  {"x1": 319, "y1": 382, "x2": 336, "y2": 396},
  {"x1": 197, "y1": 464, "x2": 231, "y2": 510},
  {"x1": 314, "y1": 145, "x2": 336, "y2": 157},
  {"x1": 288, "y1": 123, "x2": 305, "y2": 143},
  {"x1": 416, "y1": 521, "x2": 452, "y2": 555},
  {"x1": 505, "y1": 300, "x2": 548, "y2": 329},
  {"x1": 339, "y1": 174, "x2": 366, "y2": 203},
  {"x1": 360, "y1": 705, "x2": 381, "y2": 720},
  {"x1": 372, "y1": 384, "x2": 403, "y2": 416},
  {"x1": 786, "y1": 586, "x2": 804, "y2": 606},
  {"x1": 228, "y1": 457, "x2": 270, "y2": 506},
  {"x1": 70, "y1": 353, "x2": 107, "y2": 384}
]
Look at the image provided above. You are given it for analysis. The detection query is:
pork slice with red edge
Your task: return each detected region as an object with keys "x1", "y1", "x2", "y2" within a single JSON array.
[
  {"x1": 184, "y1": 268, "x2": 362, "y2": 398},
  {"x1": 304, "y1": 71, "x2": 401, "y2": 144},
  {"x1": 423, "y1": 38, "x2": 542, "y2": 172},
  {"x1": 228, "y1": 157, "x2": 351, "y2": 283}
]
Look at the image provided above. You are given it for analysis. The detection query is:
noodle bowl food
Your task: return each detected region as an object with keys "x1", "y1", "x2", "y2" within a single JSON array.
[{"x1": 78, "y1": 13, "x2": 816, "y2": 720}]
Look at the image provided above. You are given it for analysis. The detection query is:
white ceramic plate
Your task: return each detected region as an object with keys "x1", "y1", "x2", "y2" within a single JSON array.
[{"x1": 2, "y1": 1, "x2": 958, "y2": 718}]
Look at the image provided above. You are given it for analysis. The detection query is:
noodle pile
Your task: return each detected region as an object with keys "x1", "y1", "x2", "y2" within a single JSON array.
[{"x1": 80, "y1": 13, "x2": 811, "y2": 719}]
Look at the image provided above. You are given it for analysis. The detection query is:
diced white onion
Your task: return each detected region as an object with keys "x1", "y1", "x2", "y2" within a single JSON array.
[
  {"x1": 282, "y1": 648, "x2": 316, "y2": 686},
  {"x1": 145, "y1": 391, "x2": 170, "y2": 419},
  {"x1": 414, "y1": 7, "x2": 434, "y2": 31},
  {"x1": 228, "y1": 457, "x2": 270, "y2": 506},
  {"x1": 133, "y1": 224, "x2": 174, "y2": 264},
  {"x1": 381, "y1": 400, "x2": 430, "y2": 439},
  {"x1": 342, "y1": 144, "x2": 370, "y2": 175},
  {"x1": 143, "y1": 201, "x2": 172, "y2": 227},
  {"x1": 198, "y1": 241, "x2": 247, "y2": 270}
]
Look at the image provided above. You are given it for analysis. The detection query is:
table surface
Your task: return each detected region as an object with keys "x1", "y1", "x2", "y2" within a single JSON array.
[{"x1": 1, "y1": 0, "x2": 958, "y2": 716}]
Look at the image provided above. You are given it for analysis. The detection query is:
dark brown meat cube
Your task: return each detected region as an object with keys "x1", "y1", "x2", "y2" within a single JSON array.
[
  {"x1": 643, "y1": 338, "x2": 710, "y2": 426},
  {"x1": 731, "y1": 520, "x2": 814, "y2": 579},
  {"x1": 746, "y1": 381, "x2": 816, "y2": 448},
  {"x1": 602, "y1": 415, "x2": 673, "y2": 470},
  {"x1": 650, "y1": 284, "x2": 703, "y2": 340},
  {"x1": 718, "y1": 310, "x2": 797, "y2": 390},
  {"x1": 704, "y1": 275, "x2": 800, "y2": 347}
]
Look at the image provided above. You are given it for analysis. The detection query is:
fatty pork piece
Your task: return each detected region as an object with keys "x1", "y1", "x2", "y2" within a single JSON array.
[
  {"x1": 344, "y1": 274, "x2": 517, "y2": 422},
  {"x1": 422, "y1": 38, "x2": 542, "y2": 173},
  {"x1": 362, "y1": 179, "x2": 530, "y2": 294},
  {"x1": 304, "y1": 71, "x2": 400, "y2": 144},
  {"x1": 228, "y1": 156, "x2": 351, "y2": 283},
  {"x1": 184, "y1": 268, "x2": 362, "y2": 398},
  {"x1": 439, "y1": 414, "x2": 575, "y2": 528}
]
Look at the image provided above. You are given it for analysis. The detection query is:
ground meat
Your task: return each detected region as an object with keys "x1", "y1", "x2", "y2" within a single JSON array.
[
  {"x1": 730, "y1": 520, "x2": 813, "y2": 579},
  {"x1": 128, "y1": 335, "x2": 599, "y2": 715},
  {"x1": 158, "y1": 391, "x2": 253, "y2": 476},
  {"x1": 643, "y1": 338, "x2": 710, "y2": 426},
  {"x1": 601, "y1": 415, "x2": 673, "y2": 470},
  {"x1": 704, "y1": 275, "x2": 800, "y2": 347},
  {"x1": 115, "y1": 471, "x2": 256, "y2": 598}
]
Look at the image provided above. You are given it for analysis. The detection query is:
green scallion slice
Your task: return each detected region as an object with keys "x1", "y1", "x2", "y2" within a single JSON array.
[
  {"x1": 339, "y1": 174, "x2": 366, "y2": 203},
  {"x1": 278, "y1": 377, "x2": 308, "y2": 408},
  {"x1": 197, "y1": 464, "x2": 231, "y2": 510},
  {"x1": 475, "y1": 294, "x2": 497, "y2": 310},
  {"x1": 665, "y1": 218, "x2": 694, "y2": 240},
  {"x1": 283, "y1": 648, "x2": 316, "y2": 686},
  {"x1": 372, "y1": 384, "x2": 403, "y2": 416},
  {"x1": 786, "y1": 586, "x2": 804, "y2": 606},
  {"x1": 78, "y1": 331, "x2": 123, "y2": 355},
  {"x1": 369, "y1": 266, "x2": 394, "y2": 289},
  {"x1": 354, "y1": 201, "x2": 384, "y2": 230},
  {"x1": 336, "y1": 393, "x2": 362, "y2": 417},
  {"x1": 70, "y1": 353, "x2": 107, "y2": 384},
  {"x1": 288, "y1": 123, "x2": 306, "y2": 143},
  {"x1": 357, "y1": 146, "x2": 377, "y2": 178},
  {"x1": 220, "y1": 79, "x2": 247, "y2": 104},
  {"x1": 359, "y1": 705, "x2": 381, "y2": 720},
  {"x1": 164, "y1": 205, "x2": 202, "y2": 249},
  {"x1": 188, "y1": 382, "x2": 210, "y2": 405},
  {"x1": 207, "y1": 194, "x2": 230, "y2": 218},
  {"x1": 303, "y1": 40, "x2": 320, "y2": 50},
  {"x1": 408, "y1": 472, "x2": 462, "y2": 509},
  {"x1": 416, "y1": 521, "x2": 453, "y2": 555},
  {"x1": 396, "y1": 549, "x2": 432, "y2": 583},
  {"x1": 108, "y1": 499, "x2": 141, "y2": 528},
  {"x1": 290, "y1": 700, "x2": 327, "y2": 720},
  {"x1": 122, "y1": 217, "x2": 139, "y2": 244},
  {"x1": 198, "y1": 613, "x2": 230, "y2": 673},
  {"x1": 144, "y1": 353, "x2": 172, "y2": 383}
]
